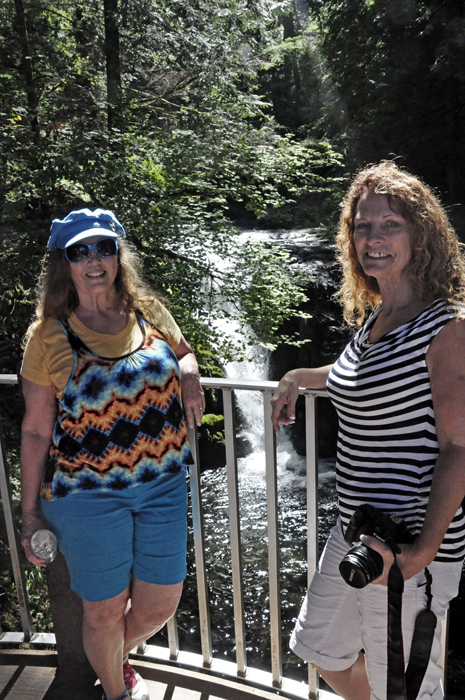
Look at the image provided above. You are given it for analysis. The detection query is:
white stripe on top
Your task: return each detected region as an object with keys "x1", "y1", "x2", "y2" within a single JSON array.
[{"x1": 327, "y1": 299, "x2": 465, "y2": 562}]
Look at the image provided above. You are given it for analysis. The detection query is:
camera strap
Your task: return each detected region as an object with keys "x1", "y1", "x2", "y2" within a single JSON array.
[{"x1": 387, "y1": 563, "x2": 437, "y2": 700}]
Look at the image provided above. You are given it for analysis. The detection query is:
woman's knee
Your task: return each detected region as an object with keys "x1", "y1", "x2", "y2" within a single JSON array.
[
  {"x1": 130, "y1": 581, "x2": 182, "y2": 627},
  {"x1": 83, "y1": 588, "x2": 130, "y2": 631}
]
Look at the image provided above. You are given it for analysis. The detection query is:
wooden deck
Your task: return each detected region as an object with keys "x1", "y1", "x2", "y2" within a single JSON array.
[{"x1": 0, "y1": 651, "x2": 337, "y2": 700}]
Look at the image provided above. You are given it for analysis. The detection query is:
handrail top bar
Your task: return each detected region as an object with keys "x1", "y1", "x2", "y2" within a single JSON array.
[
  {"x1": 0, "y1": 373, "x2": 328, "y2": 397},
  {"x1": 199, "y1": 377, "x2": 328, "y2": 397},
  {"x1": 0, "y1": 374, "x2": 18, "y2": 385}
]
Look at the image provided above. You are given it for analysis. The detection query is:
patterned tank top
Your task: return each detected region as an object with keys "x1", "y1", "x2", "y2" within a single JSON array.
[
  {"x1": 327, "y1": 299, "x2": 465, "y2": 562},
  {"x1": 41, "y1": 312, "x2": 192, "y2": 501}
]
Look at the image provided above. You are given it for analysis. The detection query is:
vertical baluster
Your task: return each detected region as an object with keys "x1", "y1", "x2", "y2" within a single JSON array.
[
  {"x1": 305, "y1": 394, "x2": 319, "y2": 700},
  {"x1": 0, "y1": 414, "x2": 33, "y2": 642},
  {"x1": 187, "y1": 424, "x2": 213, "y2": 668},
  {"x1": 167, "y1": 614, "x2": 179, "y2": 661},
  {"x1": 440, "y1": 612, "x2": 449, "y2": 693},
  {"x1": 223, "y1": 388, "x2": 247, "y2": 677},
  {"x1": 263, "y1": 390, "x2": 282, "y2": 688}
]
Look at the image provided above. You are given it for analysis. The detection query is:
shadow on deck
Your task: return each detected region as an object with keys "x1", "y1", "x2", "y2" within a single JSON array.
[{"x1": 0, "y1": 651, "x2": 337, "y2": 700}]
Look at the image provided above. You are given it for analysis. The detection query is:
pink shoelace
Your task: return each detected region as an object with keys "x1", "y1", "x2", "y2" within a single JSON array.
[{"x1": 123, "y1": 660, "x2": 138, "y2": 691}]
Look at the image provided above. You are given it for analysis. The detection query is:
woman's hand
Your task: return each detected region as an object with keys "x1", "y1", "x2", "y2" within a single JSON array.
[
  {"x1": 180, "y1": 371, "x2": 205, "y2": 429},
  {"x1": 175, "y1": 336, "x2": 205, "y2": 429},
  {"x1": 360, "y1": 535, "x2": 431, "y2": 585},
  {"x1": 271, "y1": 365, "x2": 333, "y2": 434},
  {"x1": 21, "y1": 511, "x2": 49, "y2": 567},
  {"x1": 359, "y1": 534, "x2": 395, "y2": 586},
  {"x1": 271, "y1": 370, "x2": 301, "y2": 433}
]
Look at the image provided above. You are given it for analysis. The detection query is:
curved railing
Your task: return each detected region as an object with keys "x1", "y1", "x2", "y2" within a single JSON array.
[{"x1": 0, "y1": 374, "x2": 337, "y2": 699}]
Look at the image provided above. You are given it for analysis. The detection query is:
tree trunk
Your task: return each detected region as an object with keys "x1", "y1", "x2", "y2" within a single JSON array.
[
  {"x1": 282, "y1": 11, "x2": 302, "y2": 129},
  {"x1": 13, "y1": 0, "x2": 38, "y2": 135},
  {"x1": 103, "y1": 0, "x2": 121, "y2": 130}
]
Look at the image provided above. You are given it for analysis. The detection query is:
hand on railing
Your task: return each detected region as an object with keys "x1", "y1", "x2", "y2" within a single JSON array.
[
  {"x1": 271, "y1": 365, "x2": 332, "y2": 433},
  {"x1": 181, "y1": 372, "x2": 205, "y2": 429},
  {"x1": 21, "y1": 511, "x2": 51, "y2": 567},
  {"x1": 270, "y1": 370, "x2": 300, "y2": 433}
]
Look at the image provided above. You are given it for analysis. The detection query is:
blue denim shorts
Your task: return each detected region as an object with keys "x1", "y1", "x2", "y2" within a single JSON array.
[{"x1": 41, "y1": 470, "x2": 188, "y2": 602}]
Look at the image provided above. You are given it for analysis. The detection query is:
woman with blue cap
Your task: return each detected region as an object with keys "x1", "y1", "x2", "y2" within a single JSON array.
[{"x1": 20, "y1": 209, "x2": 205, "y2": 700}]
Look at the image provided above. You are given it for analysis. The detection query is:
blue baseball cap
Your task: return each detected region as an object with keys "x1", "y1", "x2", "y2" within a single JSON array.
[{"x1": 47, "y1": 208, "x2": 126, "y2": 250}]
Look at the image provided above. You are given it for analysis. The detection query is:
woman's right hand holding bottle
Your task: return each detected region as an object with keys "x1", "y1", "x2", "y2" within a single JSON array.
[{"x1": 21, "y1": 511, "x2": 53, "y2": 567}]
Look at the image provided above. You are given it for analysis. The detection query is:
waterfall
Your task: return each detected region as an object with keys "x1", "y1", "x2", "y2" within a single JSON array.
[
  {"x1": 175, "y1": 227, "x2": 340, "y2": 680},
  {"x1": 216, "y1": 227, "x2": 336, "y2": 485}
]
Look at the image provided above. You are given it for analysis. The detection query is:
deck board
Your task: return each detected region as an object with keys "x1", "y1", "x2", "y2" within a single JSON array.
[
  {"x1": 2, "y1": 666, "x2": 55, "y2": 700},
  {"x1": 0, "y1": 651, "x2": 340, "y2": 700},
  {"x1": 170, "y1": 688, "x2": 202, "y2": 700},
  {"x1": 0, "y1": 666, "x2": 19, "y2": 695}
]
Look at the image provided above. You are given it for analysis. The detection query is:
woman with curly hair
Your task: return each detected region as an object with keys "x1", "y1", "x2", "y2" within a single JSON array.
[
  {"x1": 271, "y1": 162, "x2": 465, "y2": 700},
  {"x1": 20, "y1": 209, "x2": 205, "y2": 700}
]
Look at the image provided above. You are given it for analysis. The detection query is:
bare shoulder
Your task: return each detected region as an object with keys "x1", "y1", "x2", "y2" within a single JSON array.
[
  {"x1": 427, "y1": 317, "x2": 465, "y2": 372},
  {"x1": 427, "y1": 318, "x2": 465, "y2": 445}
]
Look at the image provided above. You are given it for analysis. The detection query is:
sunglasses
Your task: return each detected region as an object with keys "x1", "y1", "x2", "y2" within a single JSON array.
[{"x1": 64, "y1": 238, "x2": 119, "y2": 264}]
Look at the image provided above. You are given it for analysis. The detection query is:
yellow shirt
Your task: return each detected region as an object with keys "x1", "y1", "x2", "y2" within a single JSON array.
[{"x1": 21, "y1": 300, "x2": 182, "y2": 396}]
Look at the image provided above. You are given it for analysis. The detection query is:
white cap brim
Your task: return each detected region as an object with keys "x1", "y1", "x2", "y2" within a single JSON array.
[{"x1": 64, "y1": 230, "x2": 119, "y2": 248}]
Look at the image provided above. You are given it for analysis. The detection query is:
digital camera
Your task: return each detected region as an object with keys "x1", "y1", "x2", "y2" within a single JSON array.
[{"x1": 339, "y1": 504, "x2": 414, "y2": 588}]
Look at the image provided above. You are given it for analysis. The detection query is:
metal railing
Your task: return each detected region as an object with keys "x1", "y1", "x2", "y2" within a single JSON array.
[{"x1": 0, "y1": 373, "x2": 331, "y2": 698}]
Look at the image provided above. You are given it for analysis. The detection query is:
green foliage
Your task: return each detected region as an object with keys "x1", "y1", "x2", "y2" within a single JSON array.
[
  {"x1": 201, "y1": 413, "x2": 225, "y2": 445},
  {"x1": 0, "y1": 546, "x2": 53, "y2": 633},
  {"x1": 0, "y1": 10, "x2": 344, "y2": 631},
  {"x1": 305, "y1": 0, "x2": 465, "y2": 208},
  {"x1": 230, "y1": 242, "x2": 312, "y2": 351},
  {"x1": 0, "y1": 0, "x2": 344, "y2": 378},
  {"x1": 23, "y1": 566, "x2": 53, "y2": 632}
]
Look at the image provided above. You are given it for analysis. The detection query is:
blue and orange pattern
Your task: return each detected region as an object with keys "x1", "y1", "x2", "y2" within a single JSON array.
[{"x1": 41, "y1": 314, "x2": 192, "y2": 501}]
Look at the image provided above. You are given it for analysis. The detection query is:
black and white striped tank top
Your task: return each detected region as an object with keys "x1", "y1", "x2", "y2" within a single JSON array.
[{"x1": 327, "y1": 299, "x2": 465, "y2": 562}]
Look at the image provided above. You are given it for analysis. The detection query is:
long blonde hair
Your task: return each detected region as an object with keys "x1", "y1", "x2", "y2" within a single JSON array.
[
  {"x1": 24, "y1": 239, "x2": 162, "y2": 344},
  {"x1": 336, "y1": 161, "x2": 465, "y2": 326}
]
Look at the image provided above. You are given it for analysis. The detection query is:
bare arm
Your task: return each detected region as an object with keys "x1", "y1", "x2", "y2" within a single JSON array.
[
  {"x1": 270, "y1": 365, "x2": 333, "y2": 433},
  {"x1": 365, "y1": 318, "x2": 465, "y2": 583},
  {"x1": 20, "y1": 379, "x2": 57, "y2": 567},
  {"x1": 174, "y1": 335, "x2": 205, "y2": 429}
]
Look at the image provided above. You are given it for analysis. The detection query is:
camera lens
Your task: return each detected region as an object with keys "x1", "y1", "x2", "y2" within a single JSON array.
[{"x1": 339, "y1": 542, "x2": 384, "y2": 588}]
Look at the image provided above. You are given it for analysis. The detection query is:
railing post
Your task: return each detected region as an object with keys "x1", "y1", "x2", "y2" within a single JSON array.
[
  {"x1": 0, "y1": 374, "x2": 340, "y2": 700},
  {"x1": 263, "y1": 390, "x2": 282, "y2": 689},
  {"x1": 167, "y1": 614, "x2": 179, "y2": 661},
  {"x1": 305, "y1": 394, "x2": 319, "y2": 700},
  {"x1": 0, "y1": 411, "x2": 33, "y2": 641},
  {"x1": 187, "y1": 424, "x2": 213, "y2": 669},
  {"x1": 223, "y1": 388, "x2": 247, "y2": 678}
]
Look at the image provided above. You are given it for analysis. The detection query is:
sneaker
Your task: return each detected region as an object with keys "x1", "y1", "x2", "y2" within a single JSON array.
[
  {"x1": 123, "y1": 659, "x2": 150, "y2": 700},
  {"x1": 102, "y1": 691, "x2": 130, "y2": 700}
]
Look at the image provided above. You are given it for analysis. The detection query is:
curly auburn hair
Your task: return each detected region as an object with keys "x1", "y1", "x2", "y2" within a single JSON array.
[
  {"x1": 24, "y1": 238, "x2": 162, "y2": 345},
  {"x1": 336, "y1": 161, "x2": 465, "y2": 326}
]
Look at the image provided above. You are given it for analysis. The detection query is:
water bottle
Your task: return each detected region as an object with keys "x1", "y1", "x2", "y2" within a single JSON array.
[{"x1": 30, "y1": 529, "x2": 58, "y2": 564}]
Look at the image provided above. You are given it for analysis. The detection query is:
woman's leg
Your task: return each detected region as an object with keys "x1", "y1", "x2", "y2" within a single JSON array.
[
  {"x1": 123, "y1": 579, "x2": 183, "y2": 656},
  {"x1": 125, "y1": 471, "x2": 187, "y2": 653},
  {"x1": 316, "y1": 653, "x2": 370, "y2": 700},
  {"x1": 81, "y1": 579, "x2": 181, "y2": 699},
  {"x1": 82, "y1": 586, "x2": 131, "y2": 700}
]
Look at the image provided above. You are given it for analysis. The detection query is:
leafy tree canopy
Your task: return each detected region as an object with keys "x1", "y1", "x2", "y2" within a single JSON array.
[
  {"x1": 304, "y1": 0, "x2": 465, "y2": 208},
  {"x1": 0, "y1": 0, "x2": 344, "y2": 375}
]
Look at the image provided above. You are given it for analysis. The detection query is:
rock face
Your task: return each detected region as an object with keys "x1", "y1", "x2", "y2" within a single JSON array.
[
  {"x1": 265, "y1": 228, "x2": 350, "y2": 460},
  {"x1": 197, "y1": 227, "x2": 349, "y2": 467}
]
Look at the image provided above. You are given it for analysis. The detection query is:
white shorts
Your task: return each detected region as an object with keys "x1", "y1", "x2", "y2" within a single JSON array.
[{"x1": 290, "y1": 519, "x2": 462, "y2": 700}]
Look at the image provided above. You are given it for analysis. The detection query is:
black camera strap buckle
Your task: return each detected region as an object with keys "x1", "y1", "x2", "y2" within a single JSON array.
[{"x1": 387, "y1": 563, "x2": 437, "y2": 700}]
